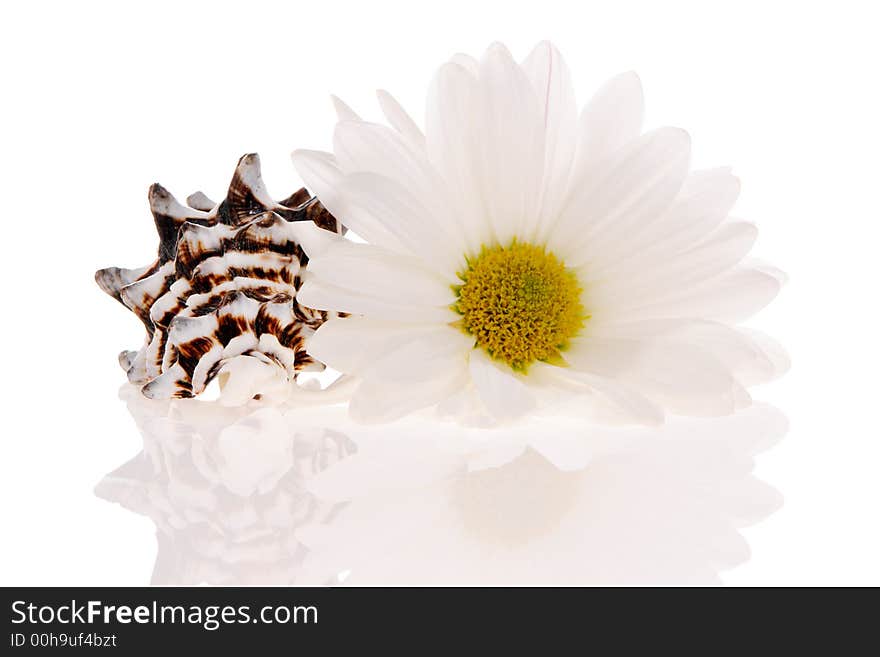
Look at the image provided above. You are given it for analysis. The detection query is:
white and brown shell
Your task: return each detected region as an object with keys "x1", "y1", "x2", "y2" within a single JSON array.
[{"x1": 95, "y1": 154, "x2": 344, "y2": 400}]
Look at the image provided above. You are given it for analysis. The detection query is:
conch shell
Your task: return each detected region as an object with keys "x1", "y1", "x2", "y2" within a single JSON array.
[{"x1": 95, "y1": 154, "x2": 344, "y2": 401}]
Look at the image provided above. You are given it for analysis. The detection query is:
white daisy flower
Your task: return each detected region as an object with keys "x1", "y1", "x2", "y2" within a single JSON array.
[{"x1": 293, "y1": 41, "x2": 787, "y2": 425}]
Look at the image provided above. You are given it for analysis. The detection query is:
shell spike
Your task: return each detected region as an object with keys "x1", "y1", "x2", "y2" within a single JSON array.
[
  {"x1": 149, "y1": 183, "x2": 210, "y2": 262},
  {"x1": 95, "y1": 265, "x2": 149, "y2": 303},
  {"x1": 278, "y1": 188, "x2": 312, "y2": 210},
  {"x1": 220, "y1": 153, "x2": 277, "y2": 226},
  {"x1": 186, "y1": 191, "x2": 216, "y2": 211}
]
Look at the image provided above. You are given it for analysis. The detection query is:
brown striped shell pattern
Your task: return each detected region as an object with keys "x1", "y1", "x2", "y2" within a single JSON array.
[{"x1": 95, "y1": 154, "x2": 345, "y2": 402}]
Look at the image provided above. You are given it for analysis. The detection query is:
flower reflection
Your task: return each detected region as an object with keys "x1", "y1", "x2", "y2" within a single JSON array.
[{"x1": 97, "y1": 386, "x2": 785, "y2": 585}]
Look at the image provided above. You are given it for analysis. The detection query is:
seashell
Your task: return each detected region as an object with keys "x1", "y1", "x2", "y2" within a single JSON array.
[{"x1": 96, "y1": 153, "x2": 345, "y2": 400}]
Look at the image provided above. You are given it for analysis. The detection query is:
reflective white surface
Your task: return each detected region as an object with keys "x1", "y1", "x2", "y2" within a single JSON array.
[
  {"x1": 93, "y1": 386, "x2": 784, "y2": 585},
  {"x1": 5, "y1": 1, "x2": 880, "y2": 586}
]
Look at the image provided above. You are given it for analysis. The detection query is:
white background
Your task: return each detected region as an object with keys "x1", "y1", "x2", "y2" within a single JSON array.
[{"x1": 1, "y1": 0, "x2": 877, "y2": 585}]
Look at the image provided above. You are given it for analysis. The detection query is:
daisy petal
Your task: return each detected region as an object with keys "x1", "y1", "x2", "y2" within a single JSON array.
[
  {"x1": 641, "y1": 168, "x2": 742, "y2": 255},
  {"x1": 741, "y1": 329, "x2": 790, "y2": 382},
  {"x1": 449, "y1": 52, "x2": 480, "y2": 76},
  {"x1": 468, "y1": 350, "x2": 537, "y2": 421},
  {"x1": 683, "y1": 323, "x2": 790, "y2": 386},
  {"x1": 349, "y1": 362, "x2": 468, "y2": 423},
  {"x1": 426, "y1": 61, "x2": 492, "y2": 249},
  {"x1": 291, "y1": 149, "x2": 345, "y2": 216},
  {"x1": 549, "y1": 127, "x2": 691, "y2": 261},
  {"x1": 575, "y1": 319, "x2": 787, "y2": 386},
  {"x1": 659, "y1": 219, "x2": 758, "y2": 282},
  {"x1": 567, "y1": 338, "x2": 745, "y2": 416},
  {"x1": 533, "y1": 363, "x2": 664, "y2": 426},
  {"x1": 573, "y1": 372, "x2": 665, "y2": 427},
  {"x1": 376, "y1": 89, "x2": 426, "y2": 150},
  {"x1": 478, "y1": 42, "x2": 545, "y2": 243},
  {"x1": 307, "y1": 317, "x2": 441, "y2": 375},
  {"x1": 521, "y1": 41, "x2": 578, "y2": 232},
  {"x1": 333, "y1": 120, "x2": 432, "y2": 192},
  {"x1": 616, "y1": 268, "x2": 782, "y2": 322},
  {"x1": 585, "y1": 168, "x2": 742, "y2": 272},
  {"x1": 306, "y1": 239, "x2": 456, "y2": 306},
  {"x1": 337, "y1": 172, "x2": 462, "y2": 274},
  {"x1": 332, "y1": 120, "x2": 473, "y2": 261},
  {"x1": 284, "y1": 220, "x2": 342, "y2": 259},
  {"x1": 363, "y1": 328, "x2": 472, "y2": 384},
  {"x1": 585, "y1": 221, "x2": 759, "y2": 308},
  {"x1": 298, "y1": 278, "x2": 458, "y2": 323},
  {"x1": 292, "y1": 149, "x2": 405, "y2": 250},
  {"x1": 331, "y1": 94, "x2": 361, "y2": 121},
  {"x1": 575, "y1": 71, "x2": 644, "y2": 175}
]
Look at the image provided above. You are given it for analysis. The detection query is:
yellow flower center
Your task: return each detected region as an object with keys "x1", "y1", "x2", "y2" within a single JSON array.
[{"x1": 453, "y1": 240, "x2": 587, "y2": 372}]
